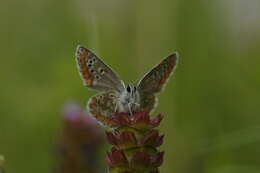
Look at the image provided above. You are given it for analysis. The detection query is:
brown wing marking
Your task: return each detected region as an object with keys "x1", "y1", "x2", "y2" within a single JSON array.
[
  {"x1": 158, "y1": 54, "x2": 176, "y2": 89},
  {"x1": 76, "y1": 46, "x2": 94, "y2": 87}
]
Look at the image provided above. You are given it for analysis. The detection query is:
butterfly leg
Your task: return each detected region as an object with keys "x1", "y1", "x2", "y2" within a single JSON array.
[
  {"x1": 114, "y1": 102, "x2": 118, "y2": 113},
  {"x1": 133, "y1": 102, "x2": 140, "y2": 107},
  {"x1": 128, "y1": 103, "x2": 133, "y2": 115}
]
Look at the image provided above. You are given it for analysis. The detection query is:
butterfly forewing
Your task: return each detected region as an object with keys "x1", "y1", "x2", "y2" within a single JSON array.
[
  {"x1": 137, "y1": 53, "x2": 178, "y2": 93},
  {"x1": 76, "y1": 45, "x2": 124, "y2": 92}
]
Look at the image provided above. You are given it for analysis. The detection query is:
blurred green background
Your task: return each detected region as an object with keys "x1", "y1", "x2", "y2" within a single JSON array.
[{"x1": 1, "y1": 0, "x2": 260, "y2": 172}]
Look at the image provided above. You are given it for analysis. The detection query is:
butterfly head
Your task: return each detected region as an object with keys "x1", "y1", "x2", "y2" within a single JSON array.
[
  {"x1": 126, "y1": 83, "x2": 137, "y2": 95},
  {"x1": 124, "y1": 83, "x2": 139, "y2": 103},
  {"x1": 117, "y1": 83, "x2": 140, "y2": 114}
]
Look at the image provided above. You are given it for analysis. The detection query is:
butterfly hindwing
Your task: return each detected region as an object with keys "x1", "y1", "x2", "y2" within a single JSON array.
[
  {"x1": 87, "y1": 90, "x2": 118, "y2": 127},
  {"x1": 139, "y1": 94, "x2": 157, "y2": 113},
  {"x1": 76, "y1": 45, "x2": 124, "y2": 92}
]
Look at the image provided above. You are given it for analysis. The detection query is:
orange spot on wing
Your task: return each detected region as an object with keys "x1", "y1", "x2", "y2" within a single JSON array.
[
  {"x1": 89, "y1": 103, "x2": 97, "y2": 108},
  {"x1": 77, "y1": 50, "x2": 95, "y2": 86},
  {"x1": 87, "y1": 79, "x2": 93, "y2": 86},
  {"x1": 82, "y1": 71, "x2": 90, "y2": 79},
  {"x1": 90, "y1": 109, "x2": 116, "y2": 127}
]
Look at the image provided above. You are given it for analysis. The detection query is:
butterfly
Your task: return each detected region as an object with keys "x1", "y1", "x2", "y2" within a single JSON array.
[{"x1": 75, "y1": 45, "x2": 178, "y2": 127}]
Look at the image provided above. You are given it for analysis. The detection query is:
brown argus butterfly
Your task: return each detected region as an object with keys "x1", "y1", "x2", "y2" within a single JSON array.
[{"x1": 76, "y1": 45, "x2": 178, "y2": 127}]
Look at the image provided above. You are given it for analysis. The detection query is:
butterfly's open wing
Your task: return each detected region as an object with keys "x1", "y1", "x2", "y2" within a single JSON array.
[
  {"x1": 87, "y1": 90, "x2": 118, "y2": 127},
  {"x1": 76, "y1": 45, "x2": 125, "y2": 92},
  {"x1": 137, "y1": 53, "x2": 178, "y2": 112}
]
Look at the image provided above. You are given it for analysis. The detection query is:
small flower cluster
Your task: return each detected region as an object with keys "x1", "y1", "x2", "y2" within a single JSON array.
[
  {"x1": 57, "y1": 103, "x2": 105, "y2": 173},
  {"x1": 106, "y1": 111, "x2": 164, "y2": 173}
]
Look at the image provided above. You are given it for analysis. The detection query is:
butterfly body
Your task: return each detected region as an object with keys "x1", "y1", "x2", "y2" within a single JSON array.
[
  {"x1": 76, "y1": 45, "x2": 178, "y2": 127},
  {"x1": 117, "y1": 84, "x2": 140, "y2": 114}
]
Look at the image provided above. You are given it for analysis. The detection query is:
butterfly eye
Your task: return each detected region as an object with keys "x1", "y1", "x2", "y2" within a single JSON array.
[
  {"x1": 126, "y1": 85, "x2": 131, "y2": 93},
  {"x1": 134, "y1": 86, "x2": 137, "y2": 92}
]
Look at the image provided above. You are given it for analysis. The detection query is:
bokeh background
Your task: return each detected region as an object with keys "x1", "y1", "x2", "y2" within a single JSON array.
[{"x1": 1, "y1": 0, "x2": 260, "y2": 172}]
